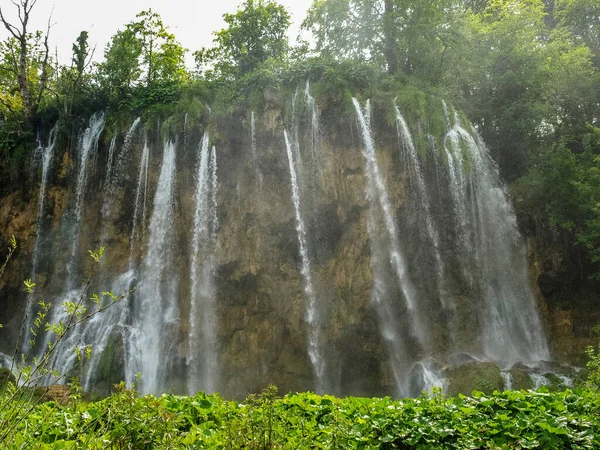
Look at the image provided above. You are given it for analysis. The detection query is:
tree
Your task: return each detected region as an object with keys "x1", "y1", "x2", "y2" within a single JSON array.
[
  {"x1": 98, "y1": 9, "x2": 186, "y2": 99},
  {"x1": 302, "y1": 0, "x2": 465, "y2": 81},
  {"x1": 128, "y1": 9, "x2": 186, "y2": 87},
  {"x1": 556, "y1": 0, "x2": 600, "y2": 68},
  {"x1": 98, "y1": 27, "x2": 143, "y2": 97},
  {"x1": 0, "y1": 0, "x2": 52, "y2": 124},
  {"x1": 195, "y1": 0, "x2": 291, "y2": 78},
  {"x1": 72, "y1": 31, "x2": 91, "y2": 77}
]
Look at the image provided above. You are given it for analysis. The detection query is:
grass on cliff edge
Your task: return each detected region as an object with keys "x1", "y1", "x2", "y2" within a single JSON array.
[{"x1": 0, "y1": 384, "x2": 599, "y2": 449}]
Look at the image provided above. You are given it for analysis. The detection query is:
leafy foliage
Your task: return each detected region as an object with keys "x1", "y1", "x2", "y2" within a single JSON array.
[
  {"x1": 195, "y1": 0, "x2": 291, "y2": 79},
  {"x1": 0, "y1": 238, "x2": 135, "y2": 445},
  {"x1": 1, "y1": 386, "x2": 599, "y2": 448},
  {"x1": 97, "y1": 9, "x2": 186, "y2": 110}
]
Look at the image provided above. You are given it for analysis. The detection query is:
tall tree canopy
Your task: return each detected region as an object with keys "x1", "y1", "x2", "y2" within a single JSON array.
[
  {"x1": 195, "y1": 0, "x2": 291, "y2": 78},
  {"x1": 302, "y1": 0, "x2": 465, "y2": 82},
  {"x1": 0, "y1": 0, "x2": 51, "y2": 125},
  {"x1": 98, "y1": 9, "x2": 186, "y2": 98}
]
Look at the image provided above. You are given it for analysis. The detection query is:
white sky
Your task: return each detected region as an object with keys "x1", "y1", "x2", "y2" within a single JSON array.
[{"x1": 0, "y1": 0, "x2": 314, "y2": 67}]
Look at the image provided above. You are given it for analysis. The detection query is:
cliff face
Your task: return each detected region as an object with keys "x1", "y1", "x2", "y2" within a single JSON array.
[
  {"x1": 0, "y1": 89, "x2": 596, "y2": 399},
  {"x1": 524, "y1": 229, "x2": 600, "y2": 366}
]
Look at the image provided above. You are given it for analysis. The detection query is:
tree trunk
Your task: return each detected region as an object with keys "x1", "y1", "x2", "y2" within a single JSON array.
[{"x1": 383, "y1": 0, "x2": 398, "y2": 74}]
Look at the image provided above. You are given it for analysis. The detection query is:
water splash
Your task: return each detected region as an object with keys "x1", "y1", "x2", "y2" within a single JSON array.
[
  {"x1": 501, "y1": 371, "x2": 513, "y2": 390},
  {"x1": 405, "y1": 358, "x2": 446, "y2": 396}
]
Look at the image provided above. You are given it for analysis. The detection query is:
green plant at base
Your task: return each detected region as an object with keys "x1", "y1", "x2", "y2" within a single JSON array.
[
  {"x1": 0, "y1": 237, "x2": 136, "y2": 445},
  {"x1": 585, "y1": 325, "x2": 600, "y2": 389}
]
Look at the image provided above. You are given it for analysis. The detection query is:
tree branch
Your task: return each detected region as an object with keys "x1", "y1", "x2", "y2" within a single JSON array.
[{"x1": 0, "y1": 7, "x2": 20, "y2": 39}]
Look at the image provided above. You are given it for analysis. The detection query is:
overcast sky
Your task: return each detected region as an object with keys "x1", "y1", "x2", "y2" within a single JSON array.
[{"x1": 0, "y1": 0, "x2": 314, "y2": 66}]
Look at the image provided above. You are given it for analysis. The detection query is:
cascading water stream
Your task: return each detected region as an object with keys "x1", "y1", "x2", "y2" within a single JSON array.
[
  {"x1": 23, "y1": 125, "x2": 58, "y2": 354},
  {"x1": 394, "y1": 104, "x2": 450, "y2": 312},
  {"x1": 352, "y1": 99, "x2": 425, "y2": 342},
  {"x1": 353, "y1": 98, "x2": 428, "y2": 396},
  {"x1": 104, "y1": 137, "x2": 117, "y2": 190},
  {"x1": 115, "y1": 117, "x2": 141, "y2": 173},
  {"x1": 101, "y1": 118, "x2": 141, "y2": 233},
  {"x1": 30, "y1": 125, "x2": 58, "y2": 280},
  {"x1": 442, "y1": 113, "x2": 549, "y2": 364},
  {"x1": 129, "y1": 139, "x2": 150, "y2": 267},
  {"x1": 38, "y1": 114, "x2": 104, "y2": 376},
  {"x1": 187, "y1": 133, "x2": 220, "y2": 394},
  {"x1": 184, "y1": 113, "x2": 188, "y2": 150},
  {"x1": 284, "y1": 130, "x2": 325, "y2": 393},
  {"x1": 81, "y1": 137, "x2": 151, "y2": 391},
  {"x1": 250, "y1": 112, "x2": 263, "y2": 187},
  {"x1": 304, "y1": 80, "x2": 321, "y2": 177},
  {"x1": 66, "y1": 113, "x2": 105, "y2": 290},
  {"x1": 137, "y1": 140, "x2": 178, "y2": 394}
]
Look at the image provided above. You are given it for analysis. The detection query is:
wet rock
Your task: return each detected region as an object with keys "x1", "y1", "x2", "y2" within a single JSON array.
[{"x1": 444, "y1": 362, "x2": 504, "y2": 396}]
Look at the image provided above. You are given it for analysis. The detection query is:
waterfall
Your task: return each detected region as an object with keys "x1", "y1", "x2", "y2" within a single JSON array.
[
  {"x1": 353, "y1": 99, "x2": 424, "y2": 335},
  {"x1": 101, "y1": 117, "x2": 141, "y2": 227},
  {"x1": 31, "y1": 124, "x2": 57, "y2": 280},
  {"x1": 129, "y1": 138, "x2": 150, "y2": 264},
  {"x1": 442, "y1": 113, "x2": 549, "y2": 365},
  {"x1": 23, "y1": 125, "x2": 58, "y2": 354},
  {"x1": 11, "y1": 93, "x2": 558, "y2": 399},
  {"x1": 137, "y1": 140, "x2": 178, "y2": 394},
  {"x1": 188, "y1": 133, "x2": 220, "y2": 394},
  {"x1": 37, "y1": 113, "x2": 104, "y2": 375},
  {"x1": 304, "y1": 80, "x2": 321, "y2": 176},
  {"x1": 250, "y1": 111, "x2": 263, "y2": 187},
  {"x1": 284, "y1": 130, "x2": 325, "y2": 393},
  {"x1": 394, "y1": 105, "x2": 449, "y2": 311},
  {"x1": 66, "y1": 113, "x2": 105, "y2": 288},
  {"x1": 353, "y1": 98, "x2": 428, "y2": 396},
  {"x1": 104, "y1": 136, "x2": 117, "y2": 190},
  {"x1": 74, "y1": 137, "x2": 150, "y2": 392}
]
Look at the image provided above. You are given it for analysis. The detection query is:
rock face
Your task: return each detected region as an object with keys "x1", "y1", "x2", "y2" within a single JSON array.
[
  {"x1": 445, "y1": 362, "x2": 504, "y2": 396},
  {"x1": 0, "y1": 89, "x2": 594, "y2": 399}
]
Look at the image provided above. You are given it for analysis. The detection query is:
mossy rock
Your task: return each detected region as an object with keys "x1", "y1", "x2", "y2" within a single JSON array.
[
  {"x1": 542, "y1": 372, "x2": 568, "y2": 392},
  {"x1": 444, "y1": 362, "x2": 504, "y2": 397},
  {"x1": 0, "y1": 368, "x2": 15, "y2": 387},
  {"x1": 90, "y1": 332, "x2": 125, "y2": 396},
  {"x1": 509, "y1": 368, "x2": 534, "y2": 390}
]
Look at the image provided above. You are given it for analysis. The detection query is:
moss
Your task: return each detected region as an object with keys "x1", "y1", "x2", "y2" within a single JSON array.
[
  {"x1": 445, "y1": 362, "x2": 504, "y2": 397},
  {"x1": 543, "y1": 372, "x2": 568, "y2": 392},
  {"x1": 92, "y1": 332, "x2": 125, "y2": 396},
  {"x1": 509, "y1": 368, "x2": 534, "y2": 390},
  {"x1": 0, "y1": 368, "x2": 16, "y2": 388}
]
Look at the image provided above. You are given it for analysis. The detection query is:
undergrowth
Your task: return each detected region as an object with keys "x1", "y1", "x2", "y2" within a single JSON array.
[{"x1": 0, "y1": 386, "x2": 599, "y2": 449}]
